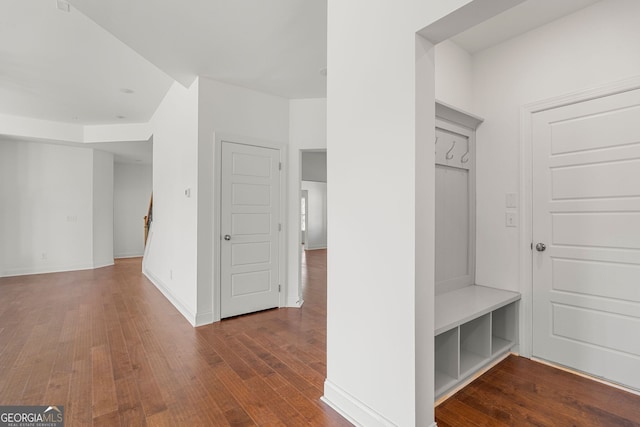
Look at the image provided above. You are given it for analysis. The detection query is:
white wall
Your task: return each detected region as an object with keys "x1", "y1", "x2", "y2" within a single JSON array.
[
  {"x1": 197, "y1": 77, "x2": 290, "y2": 322},
  {"x1": 288, "y1": 98, "x2": 326, "y2": 306},
  {"x1": 0, "y1": 138, "x2": 113, "y2": 276},
  {"x1": 92, "y1": 149, "x2": 114, "y2": 268},
  {"x1": 301, "y1": 181, "x2": 327, "y2": 250},
  {"x1": 114, "y1": 162, "x2": 152, "y2": 258},
  {"x1": 301, "y1": 151, "x2": 327, "y2": 182},
  {"x1": 435, "y1": 40, "x2": 474, "y2": 112},
  {"x1": 144, "y1": 79, "x2": 200, "y2": 325},
  {"x1": 143, "y1": 77, "x2": 290, "y2": 326},
  {"x1": 325, "y1": 1, "x2": 476, "y2": 425},
  {"x1": 0, "y1": 113, "x2": 153, "y2": 144},
  {"x1": 472, "y1": 0, "x2": 640, "y2": 293}
]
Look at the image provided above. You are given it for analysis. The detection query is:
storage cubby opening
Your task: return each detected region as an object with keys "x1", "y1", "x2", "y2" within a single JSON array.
[
  {"x1": 435, "y1": 328, "x2": 459, "y2": 395},
  {"x1": 491, "y1": 302, "x2": 517, "y2": 356},
  {"x1": 459, "y1": 313, "x2": 491, "y2": 376}
]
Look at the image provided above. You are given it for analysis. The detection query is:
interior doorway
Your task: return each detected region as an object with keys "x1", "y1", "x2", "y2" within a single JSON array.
[{"x1": 298, "y1": 149, "x2": 327, "y2": 297}]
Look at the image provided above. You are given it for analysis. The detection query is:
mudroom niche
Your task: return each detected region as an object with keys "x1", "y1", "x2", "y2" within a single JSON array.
[{"x1": 433, "y1": 102, "x2": 521, "y2": 400}]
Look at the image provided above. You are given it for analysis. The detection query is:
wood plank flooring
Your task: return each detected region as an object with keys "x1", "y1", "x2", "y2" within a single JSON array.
[
  {"x1": 4, "y1": 252, "x2": 640, "y2": 426},
  {"x1": 0, "y1": 250, "x2": 351, "y2": 426},
  {"x1": 436, "y1": 354, "x2": 640, "y2": 426}
]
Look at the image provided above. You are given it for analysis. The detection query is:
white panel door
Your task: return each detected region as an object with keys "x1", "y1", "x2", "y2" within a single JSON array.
[
  {"x1": 532, "y1": 88, "x2": 640, "y2": 390},
  {"x1": 221, "y1": 141, "x2": 280, "y2": 318}
]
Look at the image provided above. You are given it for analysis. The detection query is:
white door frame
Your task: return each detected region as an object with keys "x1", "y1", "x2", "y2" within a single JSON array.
[
  {"x1": 300, "y1": 189, "x2": 309, "y2": 248},
  {"x1": 519, "y1": 75, "x2": 640, "y2": 358},
  {"x1": 213, "y1": 132, "x2": 288, "y2": 322}
]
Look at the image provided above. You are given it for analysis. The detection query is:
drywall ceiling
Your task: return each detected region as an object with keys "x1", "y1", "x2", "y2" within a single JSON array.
[
  {"x1": 452, "y1": 0, "x2": 601, "y2": 53},
  {"x1": 68, "y1": 0, "x2": 328, "y2": 99},
  {"x1": 1, "y1": 0, "x2": 601, "y2": 153},
  {"x1": 90, "y1": 140, "x2": 153, "y2": 165},
  {"x1": 0, "y1": 0, "x2": 173, "y2": 125},
  {"x1": 2, "y1": 134, "x2": 153, "y2": 165}
]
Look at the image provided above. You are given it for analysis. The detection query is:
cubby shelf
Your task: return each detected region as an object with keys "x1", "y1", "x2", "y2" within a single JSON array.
[{"x1": 434, "y1": 285, "x2": 520, "y2": 399}]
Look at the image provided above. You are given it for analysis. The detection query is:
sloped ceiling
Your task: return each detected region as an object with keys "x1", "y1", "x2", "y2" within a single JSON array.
[
  {"x1": 0, "y1": 0, "x2": 173, "y2": 125},
  {"x1": 68, "y1": 0, "x2": 328, "y2": 99},
  {"x1": 1, "y1": 0, "x2": 603, "y2": 129}
]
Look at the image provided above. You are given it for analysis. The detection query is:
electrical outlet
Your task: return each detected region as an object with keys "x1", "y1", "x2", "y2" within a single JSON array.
[
  {"x1": 506, "y1": 193, "x2": 518, "y2": 208},
  {"x1": 506, "y1": 212, "x2": 518, "y2": 228}
]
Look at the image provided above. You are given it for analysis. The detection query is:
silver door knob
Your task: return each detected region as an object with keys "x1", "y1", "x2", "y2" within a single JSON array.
[
  {"x1": 224, "y1": 235, "x2": 231, "y2": 241},
  {"x1": 536, "y1": 243, "x2": 546, "y2": 252}
]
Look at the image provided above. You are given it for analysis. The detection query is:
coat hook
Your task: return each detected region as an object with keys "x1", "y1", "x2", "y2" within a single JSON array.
[
  {"x1": 461, "y1": 151, "x2": 470, "y2": 164},
  {"x1": 446, "y1": 140, "x2": 456, "y2": 160},
  {"x1": 461, "y1": 139, "x2": 470, "y2": 164}
]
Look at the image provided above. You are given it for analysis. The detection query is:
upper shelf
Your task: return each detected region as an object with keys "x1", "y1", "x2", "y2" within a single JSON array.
[
  {"x1": 436, "y1": 100, "x2": 484, "y2": 130},
  {"x1": 435, "y1": 284, "x2": 521, "y2": 335}
]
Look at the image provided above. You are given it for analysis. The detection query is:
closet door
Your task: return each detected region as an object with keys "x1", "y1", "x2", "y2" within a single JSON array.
[
  {"x1": 531, "y1": 88, "x2": 640, "y2": 391},
  {"x1": 435, "y1": 122, "x2": 475, "y2": 295}
]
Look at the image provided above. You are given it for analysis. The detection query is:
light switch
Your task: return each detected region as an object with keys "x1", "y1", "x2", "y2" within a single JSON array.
[
  {"x1": 506, "y1": 212, "x2": 518, "y2": 228},
  {"x1": 506, "y1": 193, "x2": 518, "y2": 208}
]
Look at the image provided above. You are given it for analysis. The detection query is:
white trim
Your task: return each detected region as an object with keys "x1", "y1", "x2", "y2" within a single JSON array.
[
  {"x1": 519, "y1": 75, "x2": 640, "y2": 358},
  {"x1": 93, "y1": 258, "x2": 115, "y2": 269},
  {"x1": 436, "y1": 100, "x2": 484, "y2": 130},
  {"x1": 213, "y1": 132, "x2": 289, "y2": 322},
  {"x1": 0, "y1": 262, "x2": 98, "y2": 277},
  {"x1": 287, "y1": 296, "x2": 303, "y2": 308},
  {"x1": 532, "y1": 357, "x2": 640, "y2": 398},
  {"x1": 142, "y1": 267, "x2": 197, "y2": 326},
  {"x1": 322, "y1": 380, "x2": 398, "y2": 427},
  {"x1": 304, "y1": 245, "x2": 327, "y2": 251},
  {"x1": 114, "y1": 253, "x2": 145, "y2": 259},
  {"x1": 195, "y1": 311, "x2": 214, "y2": 326}
]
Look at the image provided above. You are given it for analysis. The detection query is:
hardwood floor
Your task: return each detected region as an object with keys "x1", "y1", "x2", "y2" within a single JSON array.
[
  {"x1": 0, "y1": 250, "x2": 351, "y2": 426},
  {"x1": 5, "y1": 254, "x2": 640, "y2": 426},
  {"x1": 436, "y1": 354, "x2": 640, "y2": 426}
]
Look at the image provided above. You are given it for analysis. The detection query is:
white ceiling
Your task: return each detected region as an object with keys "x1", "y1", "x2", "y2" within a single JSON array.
[
  {"x1": 452, "y1": 0, "x2": 601, "y2": 53},
  {"x1": 68, "y1": 0, "x2": 328, "y2": 99},
  {"x1": 90, "y1": 140, "x2": 153, "y2": 165},
  {"x1": 1, "y1": 0, "x2": 603, "y2": 163},
  {"x1": 0, "y1": 0, "x2": 173, "y2": 125}
]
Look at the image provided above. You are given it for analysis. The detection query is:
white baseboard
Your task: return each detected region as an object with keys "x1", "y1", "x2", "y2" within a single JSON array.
[
  {"x1": 195, "y1": 311, "x2": 214, "y2": 326},
  {"x1": 287, "y1": 296, "x2": 304, "y2": 308},
  {"x1": 142, "y1": 267, "x2": 197, "y2": 326},
  {"x1": 1, "y1": 262, "x2": 96, "y2": 277},
  {"x1": 114, "y1": 253, "x2": 144, "y2": 259},
  {"x1": 305, "y1": 245, "x2": 327, "y2": 251},
  {"x1": 93, "y1": 258, "x2": 114, "y2": 269},
  {"x1": 322, "y1": 380, "x2": 398, "y2": 427}
]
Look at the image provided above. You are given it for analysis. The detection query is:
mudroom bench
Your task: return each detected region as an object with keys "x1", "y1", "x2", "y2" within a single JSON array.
[{"x1": 434, "y1": 284, "x2": 521, "y2": 399}]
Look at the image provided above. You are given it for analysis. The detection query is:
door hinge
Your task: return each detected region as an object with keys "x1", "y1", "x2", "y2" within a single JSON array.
[
  {"x1": 279, "y1": 162, "x2": 282, "y2": 171},
  {"x1": 278, "y1": 223, "x2": 282, "y2": 232},
  {"x1": 530, "y1": 242, "x2": 533, "y2": 250},
  {"x1": 278, "y1": 285, "x2": 281, "y2": 292}
]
